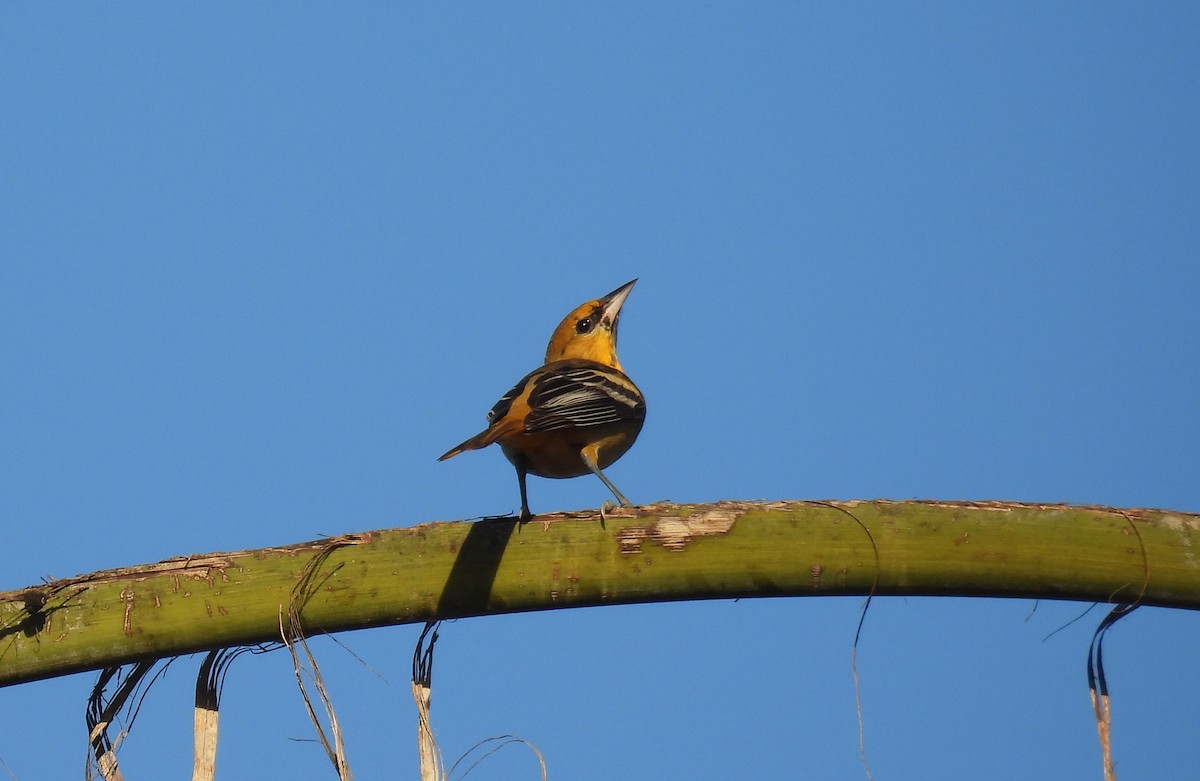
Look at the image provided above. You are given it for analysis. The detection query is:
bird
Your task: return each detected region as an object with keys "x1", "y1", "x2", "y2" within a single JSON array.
[{"x1": 438, "y1": 279, "x2": 646, "y2": 522}]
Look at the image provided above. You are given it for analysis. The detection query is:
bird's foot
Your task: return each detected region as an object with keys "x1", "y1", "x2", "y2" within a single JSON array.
[{"x1": 599, "y1": 500, "x2": 619, "y2": 528}]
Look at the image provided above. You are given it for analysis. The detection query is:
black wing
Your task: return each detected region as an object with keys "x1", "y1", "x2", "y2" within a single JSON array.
[{"x1": 515, "y1": 363, "x2": 645, "y2": 433}]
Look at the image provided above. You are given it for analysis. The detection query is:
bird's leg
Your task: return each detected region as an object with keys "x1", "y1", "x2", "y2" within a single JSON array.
[
  {"x1": 581, "y1": 449, "x2": 633, "y2": 508},
  {"x1": 516, "y1": 466, "x2": 532, "y2": 523}
]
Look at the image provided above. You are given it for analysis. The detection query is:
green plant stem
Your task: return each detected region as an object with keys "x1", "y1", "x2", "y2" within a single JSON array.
[{"x1": 2, "y1": 500, "x2": 1197, "y2": 688}]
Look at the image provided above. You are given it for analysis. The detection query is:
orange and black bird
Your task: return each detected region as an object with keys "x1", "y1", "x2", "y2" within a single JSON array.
[{"x1": 439, "y1": 279, "x2": 645, "y2": 521}]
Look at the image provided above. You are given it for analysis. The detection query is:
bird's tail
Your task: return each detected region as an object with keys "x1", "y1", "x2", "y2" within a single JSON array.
[
  {"x1": 437, "y1": 419, "x2": 520, "y2": 461},
  {"x1": 438, "y1": 431, "x2": 487, "y2": 461}
]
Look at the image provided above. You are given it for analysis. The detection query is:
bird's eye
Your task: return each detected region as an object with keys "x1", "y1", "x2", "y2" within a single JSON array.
[{"x1": 575, "y1": 316, "x2": 593, "y2": 334}]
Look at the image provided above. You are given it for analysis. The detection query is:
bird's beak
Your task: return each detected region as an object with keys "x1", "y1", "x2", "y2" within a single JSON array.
[{"x1": 599, "y1": 278, "x2": 637, "y2": 329}]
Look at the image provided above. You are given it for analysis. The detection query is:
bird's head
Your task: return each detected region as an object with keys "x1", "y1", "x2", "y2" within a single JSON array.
[{"x1": 545, "y1": 279, "x2": 637, "y2": 370}]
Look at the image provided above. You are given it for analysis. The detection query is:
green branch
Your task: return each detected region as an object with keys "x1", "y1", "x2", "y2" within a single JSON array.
[{"x1": 2, "y1": 500, "x2": 1197, "y2": 688}]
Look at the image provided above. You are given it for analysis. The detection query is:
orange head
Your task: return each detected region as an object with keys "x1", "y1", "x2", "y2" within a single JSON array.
[{"x1": 544, "y1": 279, "x2": 637, "y2": 370}]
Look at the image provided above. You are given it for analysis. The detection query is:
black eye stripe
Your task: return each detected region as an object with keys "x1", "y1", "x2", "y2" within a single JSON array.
[{"x1": 574, "y1": 304, "x2": 608, "y2": 334}]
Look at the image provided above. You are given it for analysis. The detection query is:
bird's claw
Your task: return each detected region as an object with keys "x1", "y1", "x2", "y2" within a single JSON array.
[{"x1": 599, "y1": 500, "x2": 619, "y2": 528}]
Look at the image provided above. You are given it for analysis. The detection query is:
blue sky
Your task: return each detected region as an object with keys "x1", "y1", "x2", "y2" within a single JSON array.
[{"x1": 2, "y1": 4, "x2": 1198, "y2": 779}]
